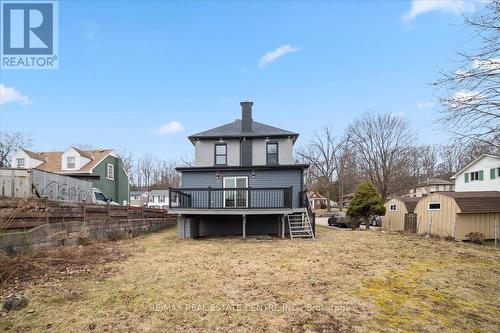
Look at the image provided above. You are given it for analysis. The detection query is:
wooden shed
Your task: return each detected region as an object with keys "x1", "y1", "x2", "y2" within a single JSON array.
[
  {"x1": 383, "y1": 197, "x2": 420, "y2": 232},
  {"x1": 414, "y1": 191, "x2": 500, "y2": 241}
]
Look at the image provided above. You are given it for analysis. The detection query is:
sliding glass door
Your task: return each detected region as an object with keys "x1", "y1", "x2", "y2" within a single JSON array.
[{"x1": 223, "y1": 176, "x2": 248, "y2": 208}]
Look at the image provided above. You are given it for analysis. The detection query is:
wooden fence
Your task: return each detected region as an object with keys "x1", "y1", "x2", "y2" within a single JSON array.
[{"x1": 0, "y1": 197, "x2": 172, "y2": 231}]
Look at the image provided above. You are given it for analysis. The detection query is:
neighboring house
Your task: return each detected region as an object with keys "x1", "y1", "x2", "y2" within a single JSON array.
[
  {"x1": 130, "y1": 190, "x2": 148, "y2": 207},
  {"x1": 451, "y1": 154, "x2": 500, "y2": 192},
  {"x1": 342, "y1": 193, "x2": 354, "y2": 207},
  {"x1": 383, "y1": 197, "x2": 421, "y2": 232},
  {"x1": 146, "y1": 190, "x2": 169, "y2": 209},
  {"x1": 308, "y1": 191, "x2": 327, "y2": 210},
  {"x1": 409, "y1": 178, "x2": 455, "y2": 197},
  {"x1": 169, "y1": 101, "x2": 313, "y2": 240},
  {"x1": 413, "y1": 191, "x2": 500, "y2": 241},
  {"x1": 11, "y1": 147, "x2": 130, "y2": 205}
]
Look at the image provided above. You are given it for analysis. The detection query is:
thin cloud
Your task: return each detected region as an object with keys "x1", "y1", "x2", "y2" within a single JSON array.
[
  {"x1": 156, "y1": 121, "x2": 184, "y2": 135},
  {"x1": 403, "y1": 0, "x2": 481, "y2": 22},
  {"x1": 417, "y1": 101, "x2": 436, "y2": 108},
  {"x1": 259, "y1": 44, "x2": 300, "y2": 68},
  {"x1": 0, "y1": 84, "x2": 30, "y2": 106},
  {"x1": 83, "y1": 20, "x2": 99, "y2": 41}
]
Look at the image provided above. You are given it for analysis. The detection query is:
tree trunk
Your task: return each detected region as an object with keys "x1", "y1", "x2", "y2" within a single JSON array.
[
  {"x1": 339, "y1": 179, "x2": 344, "y2": 211},
  {"x1": 326, "y1": 191, "x2": 331, "y2": 212},
  {"x1": 365, "y1": 216, "x2": 370, "y2": 230}
]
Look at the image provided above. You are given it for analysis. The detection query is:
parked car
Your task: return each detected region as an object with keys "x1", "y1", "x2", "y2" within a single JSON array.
[
  {"x1": 370, "y1": 215, "x2": 382, "y2": 227},
  {"x1": 328, "y1": 212, "x2": 349, "y2": 228},
  {"x1": 92, "y1": 188, "x2": 118, "y2": 205}
]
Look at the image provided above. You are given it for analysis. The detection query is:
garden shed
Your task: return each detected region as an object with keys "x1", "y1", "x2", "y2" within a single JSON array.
[
  {"x1": 414, "y1": 191, "x2": 500, "y2": 241},
  {"x1": 383, "y1": 197, "x2": 420, "y2": 232}
]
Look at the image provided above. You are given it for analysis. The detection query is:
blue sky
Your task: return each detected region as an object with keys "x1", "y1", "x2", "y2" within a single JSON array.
[{"x1": 0, "y1": 0, "x2": 487, "y2": 160}]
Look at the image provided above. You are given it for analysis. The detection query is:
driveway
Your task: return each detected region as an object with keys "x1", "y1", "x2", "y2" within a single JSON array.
[{"x1": 315, "y1": 217, "x2": 329, "y2": 226}]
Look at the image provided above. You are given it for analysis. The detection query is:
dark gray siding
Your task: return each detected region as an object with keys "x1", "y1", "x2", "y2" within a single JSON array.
[{"x1": 181, "y1": 169, "x2": 303, "y2": 208}]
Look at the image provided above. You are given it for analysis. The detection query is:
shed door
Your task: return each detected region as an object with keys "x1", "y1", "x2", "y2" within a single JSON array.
[
  {"x1": 404, "y1": 213, "x2": 417, "y2": 233},
  {"x1": 223, "y1": 176, "x2": 248, "y2": 208}
]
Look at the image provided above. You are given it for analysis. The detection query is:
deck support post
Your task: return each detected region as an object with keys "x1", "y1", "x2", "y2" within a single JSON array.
[
  {"x1": 242, "y1": 214, "x2": 246, "y2": 240},
  {"x1": 281, "y1": 215, "x2": 286, "y2": 238}
]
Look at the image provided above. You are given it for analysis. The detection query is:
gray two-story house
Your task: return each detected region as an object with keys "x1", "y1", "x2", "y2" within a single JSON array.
[{"x1": 169, "y1": 101, "x2": 314, "y2": 240}]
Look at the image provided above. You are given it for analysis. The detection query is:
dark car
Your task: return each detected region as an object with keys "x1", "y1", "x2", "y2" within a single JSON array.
[{"x1": 327, "y1": 212, "x2": 349, "y2": 228}]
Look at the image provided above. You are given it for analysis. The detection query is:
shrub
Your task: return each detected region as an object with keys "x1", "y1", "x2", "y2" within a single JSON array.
[
  {"x1": 348, "y1": 217, "x2": 362, "y2": 230},
  {"x1": 347, "y1": 181, "x2": 385, "y2": 228},
  {"x1": 466, "y1": 232, "x2": 485, "y2": 245}
]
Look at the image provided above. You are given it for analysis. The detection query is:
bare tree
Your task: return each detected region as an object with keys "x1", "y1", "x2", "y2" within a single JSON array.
[
  {"x1": 138, "y1": 153, "x2": 155, "y2": 190},
  {"x1": 0, "y1": 132, "x2": 33, "y2": 167},
  {"x1": 349, "y1": 112, "x2": 414, "y2": 201},
  {"x1": 419, "y1": 144, "x2": 440, "y2": 179},
  {"x1": 333, "y1": 133, "x2": 353, "y2": 209},
  {"x1": 180, "y1": 153, "x2": 194, "y2": 167},
  {"x1": 435, "y1": 1, "x2": 500, "y2": 149},
  {"x1": 298, "y1": 127, "x2": 348, "y2": 211},
  {"x1": 117, "y1": 149, "x2": 134, "y2": 179}
]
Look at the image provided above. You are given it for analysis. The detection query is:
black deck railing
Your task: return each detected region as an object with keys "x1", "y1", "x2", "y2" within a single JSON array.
[{"x1": 169, "y1": 187, "x2": 293, "y2": 209}]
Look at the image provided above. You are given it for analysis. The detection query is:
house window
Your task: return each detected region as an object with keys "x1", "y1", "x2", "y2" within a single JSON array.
[
  {"x1": 149, "y1": 196, "x2": 153, "y2": 203},
  {"x1": 215, "y1": 144, "x2": 227, "y2": 165},
  {"x1": 67, "y1": 156, "x2": 76, "y2": 169},
  {"x1": 16, "y1": 158, "x2": 25, "y2": 168},
  {"x1": 389, "y1": 204, "x2": 397, "y2": 211},
  {"x1": 428, "y1": 202, "x2": 441, "y2": 210},
  {"x1": 470, "y1": 171, "x2": 479, "y2": 181},
  {"x1": 106, "y1": 163, "x2": 115, "y2": 180},
  {"x1": 497, "y1": 168, "x2": 500, "y2": 177},
  {"x1": 266, "y1": 142, "x2": 278, "y2": 165}
]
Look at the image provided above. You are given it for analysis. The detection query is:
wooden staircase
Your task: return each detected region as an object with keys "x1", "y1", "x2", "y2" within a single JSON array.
[{"x1": 287, "y1": 211, "x2": 315, "y2": 240}]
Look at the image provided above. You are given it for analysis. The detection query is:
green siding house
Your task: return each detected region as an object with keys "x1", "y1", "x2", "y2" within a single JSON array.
[{"x1": 12, "y1": 147, "x2": 130, "y2": 204}]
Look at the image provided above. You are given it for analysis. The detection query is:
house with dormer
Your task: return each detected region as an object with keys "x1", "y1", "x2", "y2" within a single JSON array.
[
  {"x1": 169, "y1": 101, "x2": 314, "y2": 240},
  {"x1": 11, "y1": 147, "x2": 130, "y2": 205}
]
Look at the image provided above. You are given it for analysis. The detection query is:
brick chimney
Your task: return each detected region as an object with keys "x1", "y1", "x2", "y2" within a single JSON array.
[{"x1": 241, "y1": 101, "x2": 253, "y2": 132}]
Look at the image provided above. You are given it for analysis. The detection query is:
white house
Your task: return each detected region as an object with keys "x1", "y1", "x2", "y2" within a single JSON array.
[
  {"x1": 11, "y1": 149, "x2": 45, "y2": 169},
  {"x1": 146, "y1": 190, "x2": 170, "y2": 209},
  {"x1": 451, "y1": 154, "x2": 500, "y2": 192},
  {"x1": 409, "y1": 178, "x2": 455, "y2": 197}
]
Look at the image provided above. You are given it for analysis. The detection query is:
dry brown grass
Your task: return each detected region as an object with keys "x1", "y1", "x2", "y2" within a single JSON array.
[{"x1": 1, "y1": 226, "x2": 499, "y2": 332}]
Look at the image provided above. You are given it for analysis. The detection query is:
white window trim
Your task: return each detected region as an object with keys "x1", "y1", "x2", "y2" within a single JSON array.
[
  {"x1": 66, "y1": 156, "x2": 76, "y2": 169},
  {"x1": 222, "y1": 176, "x2": 248, "y2": 208},
  {"x1": 470, "y1": 171, "x2": 479, "y2": 182},
  {"x1": 106, "y1": 163, "x2": 115, "y2": 180},
  {"x1": 17, "y1": 158, "x2": 26, "y2": 168},
  {"x1": 428, "y1": 202, "x2": 441, "y2": 211},
  {"x1": 389, "y1": 204, "x2": 397, "y2": 211}
]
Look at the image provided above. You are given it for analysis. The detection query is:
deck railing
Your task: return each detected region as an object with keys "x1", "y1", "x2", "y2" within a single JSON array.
[{"x1": 169, "y1": 187, "x2": 293, "y2": 209}]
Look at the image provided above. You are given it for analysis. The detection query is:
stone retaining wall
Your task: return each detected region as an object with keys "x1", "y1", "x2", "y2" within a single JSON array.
[{"x1": 0, "y1": 217, "x2": 176, "y2": 255}]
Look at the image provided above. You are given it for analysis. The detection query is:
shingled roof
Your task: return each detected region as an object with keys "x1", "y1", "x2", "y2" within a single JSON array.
[
  {"x1": 399, "y1": 197, "x2": 421, "y2": 213},
  {"x1": 440, "y1": 191, "x2": 500, "y2": 213},
  {"x1": 29, "y1": 149, "x2": 113, "y2": 173},
  {"x1": 188, "y1": 119, "x2": 299, "y2": 143}
]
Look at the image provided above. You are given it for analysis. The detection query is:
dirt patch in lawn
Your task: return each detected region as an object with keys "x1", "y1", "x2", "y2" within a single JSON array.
[
  {"x1": 0, "y1": 240, "x2": 130, "y2": 299},
  {"x1": 1, "y1": 226, "x2": 499, "y2": 332}
]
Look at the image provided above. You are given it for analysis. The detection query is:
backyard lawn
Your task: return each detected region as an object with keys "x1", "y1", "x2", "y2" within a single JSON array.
[{"x1": 1, "y1": 226, "x2": 499, "y2": 332}]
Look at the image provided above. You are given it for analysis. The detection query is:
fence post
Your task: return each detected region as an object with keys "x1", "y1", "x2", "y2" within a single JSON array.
[
  {"x1": 107, "y1": 203, "x2": 111, "y2": 238},
  {"x1": 247, "y1": 187, "x2": 251, "y2": 208},
  {"x1": 208, "y1": 187, "x2": 211, "y2": 209},
  {"x1": 44, "y1": 198, "x2": 49, "y2": 224},
  {"x1": 82, "y1": 201, "x2": 86, "y2": 222}
]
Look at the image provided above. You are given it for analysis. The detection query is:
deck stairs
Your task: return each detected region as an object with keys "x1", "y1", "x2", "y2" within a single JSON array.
[{"x1": 287, "y1": 211, "x2": 315, "y2": 240}]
